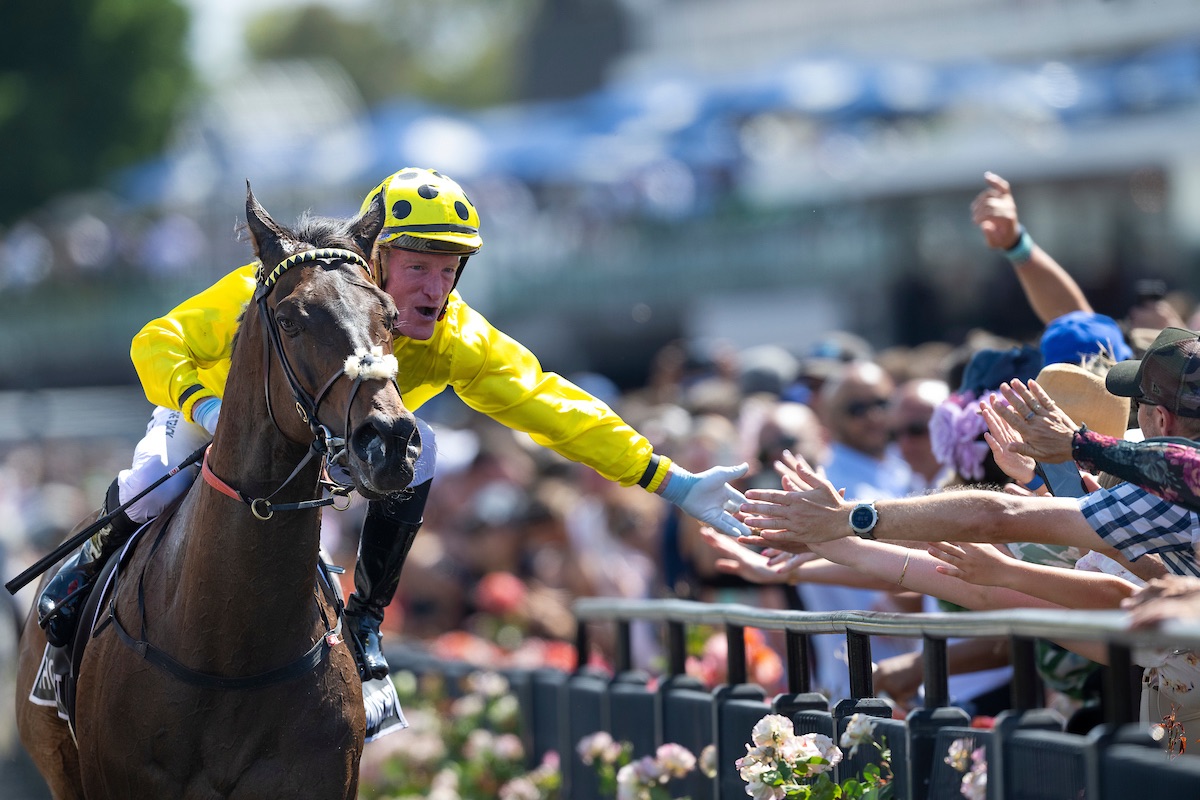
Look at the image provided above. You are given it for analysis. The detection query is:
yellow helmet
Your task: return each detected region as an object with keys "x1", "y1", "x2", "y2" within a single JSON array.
[{"x1": 360, "y1": 167, "x2": 482, "y2": 256}]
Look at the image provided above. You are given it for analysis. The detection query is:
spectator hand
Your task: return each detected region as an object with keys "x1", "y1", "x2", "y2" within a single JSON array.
[
  {"x1": 698, "y1": 527, "x2": 817, "y2": 585},
  {"x1": 990, "y1": 379, "x2": 1078, "y2": 463},
  {"x1": 928, "y1": 541, "x2": 1014, "y2": 586},
  {"x1": 970, "y1": 171, "x2": 1021, "y2": 250},
  {"x1": 1123, "y1": 575, "x2": 1200, "y2": 630},
  {"x1": 738, "y1": 450, "x2": 852, "y2": 548},
  {"x1": 981, "y1": 401, "x2": 1036, "y2": 484},
  {"x1": 661, "y1": 462, "x2": 751, "y2": 537}
]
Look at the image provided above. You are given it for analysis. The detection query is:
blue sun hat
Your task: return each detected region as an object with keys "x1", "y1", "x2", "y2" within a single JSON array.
[{"x1": 1040, "y1": 311, "x2": 1133, "y2": 366}]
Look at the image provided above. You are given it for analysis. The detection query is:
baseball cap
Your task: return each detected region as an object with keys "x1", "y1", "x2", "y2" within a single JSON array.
[
  {"x1": 1104, "y1": 327, "x2": 1200, "y2": 417},
  {"x1": 1040, "y1": 311, "x2": 1133, "y2": 366}
]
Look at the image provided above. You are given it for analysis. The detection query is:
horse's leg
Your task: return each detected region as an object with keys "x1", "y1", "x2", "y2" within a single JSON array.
[{"x1": 15, "y1": 588, "x2": 85, "y2": 800}]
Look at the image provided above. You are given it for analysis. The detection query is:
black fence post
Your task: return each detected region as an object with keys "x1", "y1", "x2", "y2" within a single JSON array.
[{"x1": 846, "y1": 630, "x2": 873, "y2": 699}]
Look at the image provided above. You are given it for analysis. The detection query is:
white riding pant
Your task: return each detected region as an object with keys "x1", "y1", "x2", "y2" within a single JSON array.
[{"x1": 116, "y1": 405, "x2": 437, "y2": 524}]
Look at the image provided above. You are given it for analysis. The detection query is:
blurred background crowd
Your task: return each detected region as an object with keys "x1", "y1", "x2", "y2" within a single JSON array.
[{"x1": 5, "y1": 0, "x2": 1200, "y2": 794}]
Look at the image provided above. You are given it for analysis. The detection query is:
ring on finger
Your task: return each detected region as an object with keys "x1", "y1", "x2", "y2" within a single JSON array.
[{"x1": 1024, "y1": 410, "x2": 1036, "y2": 421}]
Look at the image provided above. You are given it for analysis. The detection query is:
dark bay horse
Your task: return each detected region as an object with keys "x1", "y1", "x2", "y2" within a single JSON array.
[{"x1": 16, "y1": 187, "x2": 420, "y2": 798}]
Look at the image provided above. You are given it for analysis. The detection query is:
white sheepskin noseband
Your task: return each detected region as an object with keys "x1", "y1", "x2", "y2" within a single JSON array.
[{"x1": 344, "y1": 346, "x2": 399, "y2": 381}]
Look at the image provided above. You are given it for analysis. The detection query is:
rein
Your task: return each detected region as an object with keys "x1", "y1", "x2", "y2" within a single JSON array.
[
  {"x1": 200, "y1": 246, "x2": 388, "y2": 519},
  {"x1": 106, "y1": 246, "x2": 393, "y2": 689}
]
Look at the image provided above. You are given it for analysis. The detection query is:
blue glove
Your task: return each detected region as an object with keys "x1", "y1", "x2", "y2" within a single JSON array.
[
  {"x1": 193, "y1": 398, "x2": 222, "y2": 435},
  {"x1": 660, "y1": 462, "x2": 751, "y2": 537}
]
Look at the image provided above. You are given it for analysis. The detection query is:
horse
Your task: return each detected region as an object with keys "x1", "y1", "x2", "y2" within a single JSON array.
[{"x1": 15, "y1": 185, "x2": 420, "y2": 799}]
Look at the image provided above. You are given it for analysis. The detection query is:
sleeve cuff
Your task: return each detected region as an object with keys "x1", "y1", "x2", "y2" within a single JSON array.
[{"x1": 638, "y1": 454, "x2": 673, "y2": 493}]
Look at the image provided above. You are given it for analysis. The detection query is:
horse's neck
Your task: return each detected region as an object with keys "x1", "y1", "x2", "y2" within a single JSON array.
[{"x1": 177, "y1": 415, "x2": 328, "y2": 658}]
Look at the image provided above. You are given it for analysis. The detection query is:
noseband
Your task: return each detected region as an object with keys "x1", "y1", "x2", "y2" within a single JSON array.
[{"x1": 202, "y1": 248, "x2": 399, "y2": 520}]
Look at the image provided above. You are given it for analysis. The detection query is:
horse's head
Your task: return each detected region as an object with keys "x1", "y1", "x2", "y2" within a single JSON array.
[{"x1": 242, "y1": 184, "x2": 420, "y2": 498}]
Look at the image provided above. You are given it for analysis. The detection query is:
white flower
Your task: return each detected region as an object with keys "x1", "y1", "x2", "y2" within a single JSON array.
[
  {"x1": 467, "y1": 670, "x2": 511, "y2": 697},
  {"x1": 839, "y1": 713, "x2": 877, "y2": 756},
  {"x1": 616, "y1": 763, "x2": 651, "y2": 800},
  {"x1": 499, "y1": 777, "x2": 541, "y2": 800},
  {"x1": 488, "y1": 693, "x2": 521, "y2": 727},
  {"x1": 737, "y1": 755, "x2": 774, "y2": 784},
  {"x1": 656, "y1": 742, "x2": 697, "y2": 778},
  {"x1": 577, "y1": 731, "x2": 616, "y2": 766},
  {"x1": 784, "y1": 733, "x2": 841, "y2": 777},
  {"x1": 961, "y1": 764, "x2": 987, "y2": 800},
  {"x1": 494, "y1": 732, "x2": 525, "y2": 762},
  {"x1": 945, "y1": 737, "x2": 971, "y2": 772},
  {"x1": 431, "y1": 769, "x2": 459, "y2": 790},
  {"x1": 745, "y1": 776, "x2": 787, "y2": 800},
  {"x1": 699, "y1": 743, "x2": 719, "y2": 778},
  {"x1": 463, "y1": 729, "x2": 495, "y2": 761},
  {"x1": 450, "y1": 693, "x2": 486, "y2": 719},
  {"x1": 751, "y1": 714, "x2": 795, "y2": 747}
]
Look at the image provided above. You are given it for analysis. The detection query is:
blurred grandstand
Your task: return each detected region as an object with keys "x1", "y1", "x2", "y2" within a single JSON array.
[{"x1": 3, "y1": 0, "x2": 1200, "y2": 395}]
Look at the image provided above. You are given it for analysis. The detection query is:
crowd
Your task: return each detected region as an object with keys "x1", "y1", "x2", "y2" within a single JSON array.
[{"x1": 4, "y1": 169, "x2": 1200, "y2": 763}]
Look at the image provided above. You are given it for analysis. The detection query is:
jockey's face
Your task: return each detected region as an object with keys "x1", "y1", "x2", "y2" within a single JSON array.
[{"x1": 381, "y1": 248, "x2": 460, "y2": 340}]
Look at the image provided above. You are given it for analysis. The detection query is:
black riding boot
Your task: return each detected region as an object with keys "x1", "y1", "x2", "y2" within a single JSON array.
[
  {"x1": 37, "y1": 479, "x2": 140, "y2": 647},
  {"x1": 345, "y1": 481, "x2": 430, "y2": 681}
]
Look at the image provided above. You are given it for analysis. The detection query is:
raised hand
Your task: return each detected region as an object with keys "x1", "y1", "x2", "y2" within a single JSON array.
[
  {"x1": 981, "y1": 400, "x2": 1036, "y2": 484},
  {"x1": 970, "y1": 171, "x2": 1021, "y2": 250},
  {"x1": 989, "y1": 379, "x2": 1078, "y2": 463}
]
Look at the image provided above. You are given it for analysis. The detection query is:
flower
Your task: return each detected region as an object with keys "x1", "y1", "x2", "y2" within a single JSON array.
[
  {"x1": 751, "y1": 714, "x2": 795, "y2": 747},
  {"x1": 839, "y1": 713, "x2": 877, "y2": 756},
  {"x1": 930, "y1": 391, "x2": 999, "y2": 481},
  {"x1": 655, "y1": 743, "x2": 697, "y2": 779},
  {"x1": 699, "y1": 744, "x2": 719, "y2": 778},
  {"x1": 738, "y1": 712, "x2": 892, "y2": 799},
  {"x1": 945, "y1": 738, "x2": 988, "y2": 800},
  {"x1": 577, "y1": 731, "x2": 618, "y2": 766}
]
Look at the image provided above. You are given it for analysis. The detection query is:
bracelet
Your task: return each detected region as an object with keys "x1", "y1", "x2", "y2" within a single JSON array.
[
  {"x1": 1004, "y1": 225, "x2": 1034, "y2": 265},
  {"x1": 896, "y1": 551, "x2": 912, "y2": 586}
]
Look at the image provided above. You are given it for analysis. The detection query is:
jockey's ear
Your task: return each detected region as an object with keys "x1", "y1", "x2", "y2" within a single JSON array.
[
  {"x1": 245, "y1": 181, "x2": 291, "y2": 272},
  {"x1": 351, "y1": 192, "x2": 385, "y2": 263}
]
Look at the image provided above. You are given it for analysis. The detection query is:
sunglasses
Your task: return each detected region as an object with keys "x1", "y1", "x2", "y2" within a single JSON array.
[
  {"x1": 891, "y1": 422, "x2": 929, "y2": 438},
  {"x1": 844, "y1": 397, "x2": 890, "y2": 418}
]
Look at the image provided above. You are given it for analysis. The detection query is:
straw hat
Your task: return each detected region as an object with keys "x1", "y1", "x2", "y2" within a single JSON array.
[{"x1": 1035, "y1": 363, "x2": 1130, "y2": 439}]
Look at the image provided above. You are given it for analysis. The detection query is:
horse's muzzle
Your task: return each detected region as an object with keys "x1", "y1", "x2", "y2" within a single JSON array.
[{"x1": 347, "y1": 413, "x2": 420, "y2": 498}]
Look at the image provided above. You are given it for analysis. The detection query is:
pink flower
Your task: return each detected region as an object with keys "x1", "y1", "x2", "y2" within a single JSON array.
[{"x1": 930, "y1": 391, "x2": 997, "y2": 481}]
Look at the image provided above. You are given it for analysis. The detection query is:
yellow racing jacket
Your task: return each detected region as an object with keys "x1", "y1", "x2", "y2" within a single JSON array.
[{"x1": 130, "y1": 263, "x2": 672, "y2": 490}]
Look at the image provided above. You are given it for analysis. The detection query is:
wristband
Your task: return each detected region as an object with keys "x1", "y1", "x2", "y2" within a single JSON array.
[
  {"x1": 1004, "y1": 225, "x2": 1034, "y2": 265},
  {"x1": 1023, "y1": 474, "x2": 1044, "y2": 491}
]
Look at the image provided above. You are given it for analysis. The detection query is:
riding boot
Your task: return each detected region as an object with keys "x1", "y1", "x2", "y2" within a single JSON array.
[
  {"x1": 345, "y1": 505, "x2": 423, "y2": 681},
  {"x1": 37, "y1": 479, "x2": 140, "y2": 647}
]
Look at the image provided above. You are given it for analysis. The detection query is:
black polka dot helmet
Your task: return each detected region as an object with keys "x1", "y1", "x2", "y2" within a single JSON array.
[{"x1": 359, "y1": 167, "x2": 482, "y2": 257}]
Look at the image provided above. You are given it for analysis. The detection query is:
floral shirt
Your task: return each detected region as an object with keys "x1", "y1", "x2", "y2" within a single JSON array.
[{"x1": 1073, "y1": 428, "x2": 1200, "y2": 512}]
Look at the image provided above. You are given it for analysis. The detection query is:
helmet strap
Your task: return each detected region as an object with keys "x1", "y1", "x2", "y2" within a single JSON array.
[{"x1": 437, "y1": 255, "x2": 470, "y2": 321}]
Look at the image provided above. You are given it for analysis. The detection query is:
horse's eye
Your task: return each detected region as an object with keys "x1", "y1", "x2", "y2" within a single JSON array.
[{"x1": 276, "y1": 315, "x2": 300, "y2": 335}]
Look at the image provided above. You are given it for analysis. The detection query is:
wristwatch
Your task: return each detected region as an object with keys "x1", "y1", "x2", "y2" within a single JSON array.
[{"x1": 849, "y1": 502, "x2": 879, "y2": 540}]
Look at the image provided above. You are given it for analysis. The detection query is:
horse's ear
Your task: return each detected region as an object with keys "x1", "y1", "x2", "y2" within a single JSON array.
[
  {"x1": 350, "y1": 191, "x2": 386, "y2": 260},
  {"x1": 245, "y1": 181, "x2": 290, "y2": 270}
]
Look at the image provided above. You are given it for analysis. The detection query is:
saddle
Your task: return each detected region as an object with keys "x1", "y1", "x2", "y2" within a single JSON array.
[{"x1": 28, "y1": 502, "x2": 407, "y2": 742}]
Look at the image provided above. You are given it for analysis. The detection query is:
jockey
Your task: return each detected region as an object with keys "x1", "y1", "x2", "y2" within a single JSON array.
[{"x1": 37, "y1": 167, "x2": 751, "y2": 680}]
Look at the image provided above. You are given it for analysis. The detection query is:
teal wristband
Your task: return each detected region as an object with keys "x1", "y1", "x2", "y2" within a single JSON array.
[{"x1": 1004, "y1": 225, "x2": 1034, "y2": 265}]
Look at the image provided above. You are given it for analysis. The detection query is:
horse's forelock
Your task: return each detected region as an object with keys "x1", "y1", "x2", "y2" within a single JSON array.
[{"x1": 292, "y1": 212, "x2": 366, "y2": 260}]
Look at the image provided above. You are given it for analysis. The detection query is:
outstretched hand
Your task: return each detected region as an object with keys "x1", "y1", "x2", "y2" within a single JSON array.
[
  {"x1": 970, "y1": 172, "x2": 1021, "y2": 250},
  {"x1": 980, "y1": 401, "x2": 1036, "y2": 485},
  {"x1": 738, "y1": 450, "x2": 852, "y2": 548},
  {"x1": 1122, "y1": 575, "x2": 1200, "y2": 630},
  {"x1": 698, "y1": 527, "x2": 817, "y2": 585},
  {"x1": 927, "y1": 541, "x2": 1014, "y2": 586},
  {"x1": 663, "y1": 462, "x2": 752, "y2": 538},
  {"x1": 988, "y1": 379, "x2": 1078, "y2": 463}
]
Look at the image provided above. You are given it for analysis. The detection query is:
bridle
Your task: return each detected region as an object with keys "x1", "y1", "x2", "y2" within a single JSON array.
[{"x1": 201, "y1": 247, "x2": 398, "y2": 520}]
